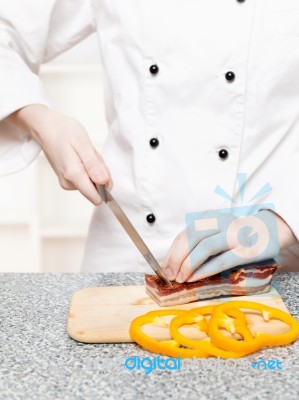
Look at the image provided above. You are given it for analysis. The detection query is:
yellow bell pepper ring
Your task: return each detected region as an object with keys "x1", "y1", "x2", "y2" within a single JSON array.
[
  {"x1": 170, "y1": 306, "x2": 252, "y2": 359},
  {"x1": 129, "y1": 309, "x2": 209, "y2": 358},
  {"x1": 193, "y1": 305, "x2": 254, "y2": 341},
  {"x1": 208, "y1": 301, "x2": 299, "y2": 354},
  {"x1": 129, "y1": 302, "x2": 299, "y2": 359}
]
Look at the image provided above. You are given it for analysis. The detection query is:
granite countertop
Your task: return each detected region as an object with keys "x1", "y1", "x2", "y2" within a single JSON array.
[{"x1": 0, "y1": 272, "x2": 298, "y2": 400}]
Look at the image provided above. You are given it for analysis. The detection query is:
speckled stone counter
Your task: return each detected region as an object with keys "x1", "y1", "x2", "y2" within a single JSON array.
[{"x1": 0, "y1": 273, "x2": 298, "y2": 400}]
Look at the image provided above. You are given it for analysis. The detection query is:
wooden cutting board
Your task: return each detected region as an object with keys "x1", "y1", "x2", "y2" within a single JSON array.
[{"x1": 67, "y1": 285, "x2": 290, "y2": 343}]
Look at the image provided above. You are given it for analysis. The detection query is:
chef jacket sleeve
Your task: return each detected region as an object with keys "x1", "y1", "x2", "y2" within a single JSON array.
[
  {"x1": 261, "y1": 152, "x2": 299, "y2": 244},
  {"x1": 273, "y1": 156, "x2": 299, "y2": 243},
  {"x1": 0, "y1": 0, "x2": 96, "y2": 175}
]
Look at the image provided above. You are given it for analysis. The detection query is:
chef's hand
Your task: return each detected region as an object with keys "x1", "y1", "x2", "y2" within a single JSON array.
[
  {"x1": 162, "y1": 210, "x2": 297, "y2": 282},
  {"x1": 7, "y1": 104, "x2": 112, "y2": 205}
]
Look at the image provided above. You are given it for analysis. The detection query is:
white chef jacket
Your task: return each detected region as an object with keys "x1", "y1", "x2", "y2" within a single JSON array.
[{"x1": 1, "y1": 0, "x2": 299, "y2": 272}]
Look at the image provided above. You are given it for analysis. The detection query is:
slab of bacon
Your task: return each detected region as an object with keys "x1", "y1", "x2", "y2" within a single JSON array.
[{"x1": 145, "y1": 260, "x2": 278, "y2": 307}]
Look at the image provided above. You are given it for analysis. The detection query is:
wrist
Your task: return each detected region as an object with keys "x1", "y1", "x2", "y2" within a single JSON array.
[
  {"x1": 276, "y1": 213, "x2": 297, "y2": 248},
  {"x1": 6, "y1": 104, "x2": 55, "y2": 143},
  {"x1": 261, "y1": 209, "x2": 297, "y2": 249}
]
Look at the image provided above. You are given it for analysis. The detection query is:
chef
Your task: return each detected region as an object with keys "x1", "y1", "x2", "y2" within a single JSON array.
[{"x1": 1, "y1": 0, "x2": 299, "y2": 279}]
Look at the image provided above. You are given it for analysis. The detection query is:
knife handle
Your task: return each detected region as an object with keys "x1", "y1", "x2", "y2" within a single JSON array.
[{"x1": 95, "y1": 185, "x2": 108, "y2": 203}]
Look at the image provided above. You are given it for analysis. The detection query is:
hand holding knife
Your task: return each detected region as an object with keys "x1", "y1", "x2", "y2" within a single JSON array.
[{"x1": 96, "y1": 185, "x2": 173, "y2": 287}]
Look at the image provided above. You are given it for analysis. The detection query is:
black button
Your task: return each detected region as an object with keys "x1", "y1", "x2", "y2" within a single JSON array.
[
  {"x1": 225, "y1": 71, "x2": 235, "y2": 82},
  {"x1": 219, "y1": 149, "x2": 229, "y2": 160},
  {"x1": 149, "y1": 64, "x2": 159, "y2": 75},
  {"x1": 146, "y1": 213, "x2": 156, "y2": 223},
  {"x1": 236, "y1": 0, "x2": 246, "y2": 3},
  {"x1": 149, "y1": 138, "x2": 159, "y2": 148}
]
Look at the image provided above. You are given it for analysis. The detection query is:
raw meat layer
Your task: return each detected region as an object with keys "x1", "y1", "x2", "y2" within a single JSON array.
[{"x1": 145, "y1": 260, "x2": 278, "y2": 306}]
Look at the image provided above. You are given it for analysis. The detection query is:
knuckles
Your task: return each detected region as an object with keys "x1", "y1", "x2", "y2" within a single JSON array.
[
  {"x1": 58, "y1": 177, "x2": 73, "y2": 190},
  {"x1": 63, "y1": 169, "x2": 79, "y2": 183},
  {"x1": 84, "y1": 157, "x2": 102, "y2": 172},
  {"x1": 167, "y1": 254, "x2": 181, "y2": 272}
]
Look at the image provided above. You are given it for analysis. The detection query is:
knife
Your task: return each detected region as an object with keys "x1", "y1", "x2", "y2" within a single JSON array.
[{"x1": 97, "y1": 185, "x2": 173, "y2": 287}]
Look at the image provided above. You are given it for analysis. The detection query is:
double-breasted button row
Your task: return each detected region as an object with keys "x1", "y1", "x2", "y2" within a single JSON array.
[
  {"x1": 145, "y1": 147, "x2": 229, "y2": 225},
  {"x1": 149, "y1": 68, "x2": 159, "y2": 148},
  {"x1": 147, "y1": 62, "x2": 232, "y2": 224},
  {"x1": 150, "y1": 62, "x2": 238, "y2": 83},
  {"x1": 147, "y1": 66, "x2": 160, "y2": 223},
  {"x1": 226, "y1": 1, "x2": 246, "y2": 82},
  {"x1": 220, "y1": 1, "x2": 243, "y2": 161},
  {"x1": 145, "y1": 0, "x2": 244, "y2": 224},
  {"x1": 150, "y1": 63, "x2": 237, "y2": 83}
]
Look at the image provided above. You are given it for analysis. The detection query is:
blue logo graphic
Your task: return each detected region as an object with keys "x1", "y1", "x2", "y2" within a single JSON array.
[
  {"x1": 184, "y1": 173, "x2": 280, "y2": 287},
  {"x1": 124, "y1": 356, "x2": 285, "y2": 374},
  {"x1": 251, "y1": 359, "x2": 283, "y2": 371},
  {"x1": 124, "y1": 356, "x2": 181, "y2": 375}
]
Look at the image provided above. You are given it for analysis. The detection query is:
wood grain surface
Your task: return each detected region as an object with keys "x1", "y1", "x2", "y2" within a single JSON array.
[{"x1": 67, "y1": 285, "x2": 290, "y2": 343}]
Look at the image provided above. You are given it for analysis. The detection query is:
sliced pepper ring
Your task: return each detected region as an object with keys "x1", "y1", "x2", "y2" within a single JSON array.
[
  {"x1": 129, "y1": 309, "x2": 209, "y2": 358},
  {"x1": 208, "y1": 301, "x2": 299, "y2": 354},
  {"x1": 170, "y1": 306, "x2": 251, "y2": 358},
  {"x1": 192, "y1": 306, "x2": 253, "y2": 338}
]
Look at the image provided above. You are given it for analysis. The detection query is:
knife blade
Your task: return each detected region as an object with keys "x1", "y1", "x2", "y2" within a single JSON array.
[{"x1": 97, "y1": 185, "x2": 173, "y2": 287}]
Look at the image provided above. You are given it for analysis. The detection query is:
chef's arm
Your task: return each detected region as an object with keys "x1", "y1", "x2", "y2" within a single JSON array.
[
  {"x1": 269, "y1": 211, "x2": 298, "y2": 248},
  {"x1": 7, "y1": 104, "x2": 112, "y2": 204},
  {"x1": 261, "y1": 155, "x2": 299, "y2": 270},
  {"x1": 0, "y1": 0, "x2": 106, "y2": 199}
]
